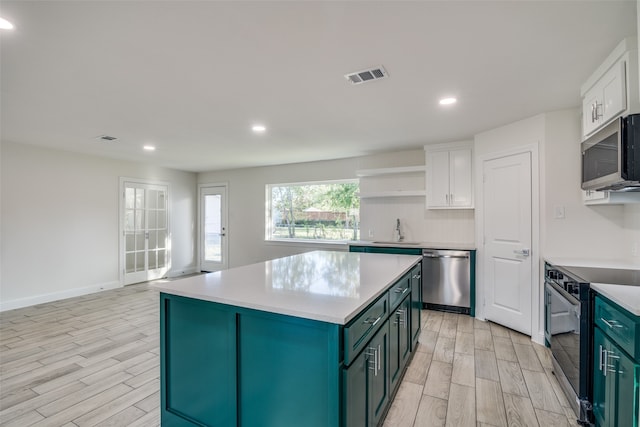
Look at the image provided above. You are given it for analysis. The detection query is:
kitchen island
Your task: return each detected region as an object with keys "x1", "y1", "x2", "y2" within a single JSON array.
[{"x1": 152, "y1": 250, "x2": 422, "y2": 427}]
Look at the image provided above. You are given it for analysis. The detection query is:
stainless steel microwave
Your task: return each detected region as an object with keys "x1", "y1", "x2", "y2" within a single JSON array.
[{"x1": 581, "y1": 114, "x2": 640, "y2": 192}]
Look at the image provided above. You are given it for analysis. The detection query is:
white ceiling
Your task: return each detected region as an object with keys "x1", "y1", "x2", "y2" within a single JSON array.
[{"x1": 0, "y1": 1, "x2": 637, "y2": 173}]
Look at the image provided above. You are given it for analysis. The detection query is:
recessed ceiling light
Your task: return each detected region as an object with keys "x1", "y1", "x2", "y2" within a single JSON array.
[
  {"x1": 439, "y1": 97, "x2": 457, "y2": 105},
  {"x1": 0, "y1": 17, "x2": 14, "y2": 30},
  {"x1": 143, "y1": 145, "x2": 156, "y2": 151},
  {"x1": 252, "y1": 124, "x2": 266, "y2": 133}
]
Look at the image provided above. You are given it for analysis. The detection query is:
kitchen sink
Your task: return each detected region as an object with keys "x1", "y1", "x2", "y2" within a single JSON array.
[{"x1": 372, "y1": 241, "x2": 422, "y2": 246}]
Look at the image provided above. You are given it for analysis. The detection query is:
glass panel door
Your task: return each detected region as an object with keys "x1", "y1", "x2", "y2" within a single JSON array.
[
  {"x1": 200, "y1": 185, "x2": 227, "y2": 272},
  {"x1": 123, "y1": 182, "x2": 169, "y2": 284}
]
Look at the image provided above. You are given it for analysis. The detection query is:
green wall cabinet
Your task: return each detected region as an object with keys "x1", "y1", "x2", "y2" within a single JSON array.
[{"x1": 592, "y1": 294, "x2": 640, "y2": 427}]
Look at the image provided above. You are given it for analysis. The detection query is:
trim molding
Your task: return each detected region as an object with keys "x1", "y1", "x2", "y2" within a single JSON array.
[{"x1": 0, "y1": 281, "x2": 122, "y2": 312}]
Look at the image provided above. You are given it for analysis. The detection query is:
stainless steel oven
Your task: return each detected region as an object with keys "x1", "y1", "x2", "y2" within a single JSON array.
[{"x1": 544, "y1": 262, "x2": 592, "y2": 425}]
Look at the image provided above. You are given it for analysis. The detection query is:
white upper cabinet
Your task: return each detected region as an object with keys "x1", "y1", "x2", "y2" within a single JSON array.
[
  {"x1": 581, "y1": 37, "x2": 639, "y2": 140},
  {"x1": 425, "y1": 142, "x2": 473, "y2": 209}
]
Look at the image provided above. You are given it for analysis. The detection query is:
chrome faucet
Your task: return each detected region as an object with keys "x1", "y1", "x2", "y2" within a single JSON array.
[{"x1": 395, "y1": 218, "x2": 404, "y2": 242}]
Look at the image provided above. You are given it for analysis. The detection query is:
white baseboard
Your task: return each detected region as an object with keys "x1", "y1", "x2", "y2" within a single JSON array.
[{"x1": 0, "y1": 281, "x2": 122, "y2": 312}]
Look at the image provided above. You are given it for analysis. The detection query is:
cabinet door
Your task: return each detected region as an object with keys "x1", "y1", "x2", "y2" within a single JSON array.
[
  {"x1": 343, "y1": 348, "x2": 368, "y2": 427},
  {"x1": 593, "y1": 327, "x2": 610, "y2": 427},
  {"x1": 427, "y1": 150, "x2": 450, "y2": 208},
  {"x1": 369, "y1": 321, "x2": 390, "y2": 427},
  {"x1": 601, "y1": 60, "x2": 626, "y2": 125},
  {"x1": 161, "y1": 295, "x2": 237, "y2": 427},
  {"x1": 449, "y1": 148, "x2": 473, "y2": 207},
  {"x1": 609, "y1": 340, "x2": 637, "y2": 427},
  {"x1": 410, "y1": 265, "x2": 422, "y2": 348},
  {"x1": 389, "y1": 296, "x2": 411, "y2": 393}
]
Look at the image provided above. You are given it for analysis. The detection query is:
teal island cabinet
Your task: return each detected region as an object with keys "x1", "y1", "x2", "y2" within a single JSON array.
[{"x1": 152, "y1": 250, "x2": 422, "y2": 427}]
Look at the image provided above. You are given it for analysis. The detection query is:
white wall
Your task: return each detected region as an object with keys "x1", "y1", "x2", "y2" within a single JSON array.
[
  {"x1": 198, "y1": 157, "x2": 359, "y2": 268},
  {"x1": 1, "y1": 142, "x2": 197, "y2": 310},
  {"x1": 543, "y1": 109, "x2": 635, "y2": 260}
]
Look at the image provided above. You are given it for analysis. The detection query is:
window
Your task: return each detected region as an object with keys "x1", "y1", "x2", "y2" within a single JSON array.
[{"x1": 267, "y1": 180, "x2": 360, "y2": 242}]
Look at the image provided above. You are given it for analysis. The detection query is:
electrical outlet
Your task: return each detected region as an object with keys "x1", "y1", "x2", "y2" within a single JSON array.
[{"x1": 368, "y1": 229, "x2": 374, "y2": 238}]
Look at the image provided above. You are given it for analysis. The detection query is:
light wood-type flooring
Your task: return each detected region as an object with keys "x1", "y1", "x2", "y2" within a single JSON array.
[{"x1": 0, "y1": 282, "x2": 579, "y2": 426}]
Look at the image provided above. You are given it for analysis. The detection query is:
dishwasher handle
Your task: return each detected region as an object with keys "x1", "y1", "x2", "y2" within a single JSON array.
[{"x1": 423, "y1": 253, "x2": 469, "y2": 259}]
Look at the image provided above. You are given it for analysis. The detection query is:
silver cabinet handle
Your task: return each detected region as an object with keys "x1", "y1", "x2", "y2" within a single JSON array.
[
  {"x1": 412, "y1": 274, "x2": 421, "y2": 280},
  {"x1": 397, "y1": 309, "x2": 405, "y2": 326},
  {"x1": 363, "y1": 315, "x2": 382, "y2": 327},
  {"x1": 366, "y1": 347, "x2": 377, "y2": 375},
  {"x1": 599, "y1": 345, "x2": 604, "y2": 372},
  {"x1": 513, "y1": 249, "x2": 530, "y2": 257},
  {"x1": 377, "y1": 344, "x2": 381, "y2": 375},
  {"x1": 591, "y1": 103, "x2": 596, "y2": 122},
  {"x1": 606, "y1": 351, "x2": 623, "y2": 374},
  {"x1": 601, "y1": 318, "x2": 624, "y2": 329},
  {"x1": 394, "y1": 287, "x2": 409, "y2": 295},
  {"x1": 594, "y1": 102, "x2": 602, "y2": 120}
]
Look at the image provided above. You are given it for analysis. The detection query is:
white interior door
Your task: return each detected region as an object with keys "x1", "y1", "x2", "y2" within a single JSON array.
[
  {"x1": 199, "y1": 185, "x2": 228, "y2": 272},
  {"x1": 122, "y1": 181, "x2": 169, "y2": 285},
  {"x1": 482, "y1": 152, "x2": 532, "y2": 335}
]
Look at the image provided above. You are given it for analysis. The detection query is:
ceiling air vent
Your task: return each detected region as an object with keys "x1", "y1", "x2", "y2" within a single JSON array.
[
  {"x1": 96, "y1": 135, "x2": 117, "y2": 142},
  {"x1": 345, "y1": 66, "x2": 388, "y2": 85}
]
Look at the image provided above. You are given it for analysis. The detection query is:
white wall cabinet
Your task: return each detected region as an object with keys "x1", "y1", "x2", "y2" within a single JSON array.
[
  {"x1": 581, "y1": 37, "x2": 639, "y2": 140},
  {"x1": 425, "y1": 142, "x2": 473, "y2": 209}
]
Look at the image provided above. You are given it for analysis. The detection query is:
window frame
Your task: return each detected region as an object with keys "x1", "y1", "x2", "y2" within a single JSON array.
[{"x1": 265, "y1": 179, "x2": 360, "y2": 245}]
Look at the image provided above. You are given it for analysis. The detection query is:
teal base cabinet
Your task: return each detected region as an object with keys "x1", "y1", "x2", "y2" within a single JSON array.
[
  {"x1": 160, "y1": 261, "x2": 422, "y2": 427},
  {"x1": 592, "y1": 294, "x2": 640, "y2": 427},
  {"x1": 160, "y1": 294, "x2": 341, "y2": 427}
]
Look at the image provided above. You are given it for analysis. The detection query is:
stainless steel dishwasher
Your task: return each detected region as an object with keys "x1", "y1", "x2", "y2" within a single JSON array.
[{"x1": 422, "y1": 249, "x2": 471, "y2": 314}]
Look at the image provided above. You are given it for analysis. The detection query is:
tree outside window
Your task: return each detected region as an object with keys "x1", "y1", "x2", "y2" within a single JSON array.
[{"x1": 267, "y1": 181, "x2": 360, "y2": 242}]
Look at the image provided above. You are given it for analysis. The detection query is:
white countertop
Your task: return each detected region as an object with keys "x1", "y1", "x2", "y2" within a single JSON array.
[
  {"x1": 544, "y1": 257, "x2": 640, "y2": 270},
  {"x1": 545, "y1": 257, "x2": 640, "y2": 316},
  {"x1": 350, "y1": 240, "x2": 476, "y2": 251},
  {"x1": 151, "y1": 250, "x2": 421, "y2": 325}
]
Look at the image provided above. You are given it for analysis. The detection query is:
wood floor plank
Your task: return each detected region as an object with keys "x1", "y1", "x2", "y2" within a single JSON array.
[
  {"x1": 496, "y1": 360, "x2": 529, "y2": 397},
  {"x1": 534, "y1": 408, "x2": 573, "y2": 427},
  {"x1": 521, "y1": 369, "x2": 565, "y2": 414},
  {"x1": 474, "y1": 329, "x2": 494, "y2": 351},
  {"x1": 502, "y1": 393, "x2": 539, "y2": 427},
  {"x1": 1, "y1": 409, "x2": 45, "y2": 427},
  {"x1": 418, "y1": 330, "x2": 438, "y2": 353},
  {"x1": 454, "y1": 331, "x2": 474, "y2": 355},
  {"x1": 0, "y1": 380, "x2": 87, "y2": 423},
  {"x1": 476, "y1": 378, "x2": 507, "y2": 427},
  {"x1": 433, "y1": 336, "x2": 455, "y2": 363},
  {"x1": 451, "y1": 353, "x2": 475, "y2": 387},
  {"x1": 489, "y1": 322, "x2": 511, "y2": 338},
  {"x1": 424, "y1": 360, "x2": 453, "y2": 400},
  {"x1": 439, "y1": 317, "x2": 458, "y2": 339},
  {"x1": 492, "y1": 336, "x2": 518, "y2": 362},
  {"x1": 533, "y1": 343, "x2": 554, "y2": 370},
  {"x1": 445, "y1": 383, "x2": 475, "y2": 427},
  {"x1": 93, "y1": 405, "x2": 146, "y2": 427},
  {"x1": 456, "y1": 315, "x2": 474, "y2": 334},
  {"x1": 403, "y1": 349, "x2": 432, "y2": 385},
  {"x1": 414, "y1": 395, "x2": 447, "y2": 427},
  {"x1": 383, "y1": 382, "x2": 423, "y2": 427},
  {"x1": 73, "y1": 379, "x2": 159, "y2": 427},
  {"x1": 474, "y1": 349, "x2": 499, "y2": 382},
  {"x1": 513, "y1": 343, "x2": 543, "y2": 372}
]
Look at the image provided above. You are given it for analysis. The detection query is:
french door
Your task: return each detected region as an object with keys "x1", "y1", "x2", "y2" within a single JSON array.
[
  {"x1": 199, "y1": 185, "x2": 228, "y2": 272},
  {"x1": 122, "y1": 181, "x2": 169, "y2": 285}
]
